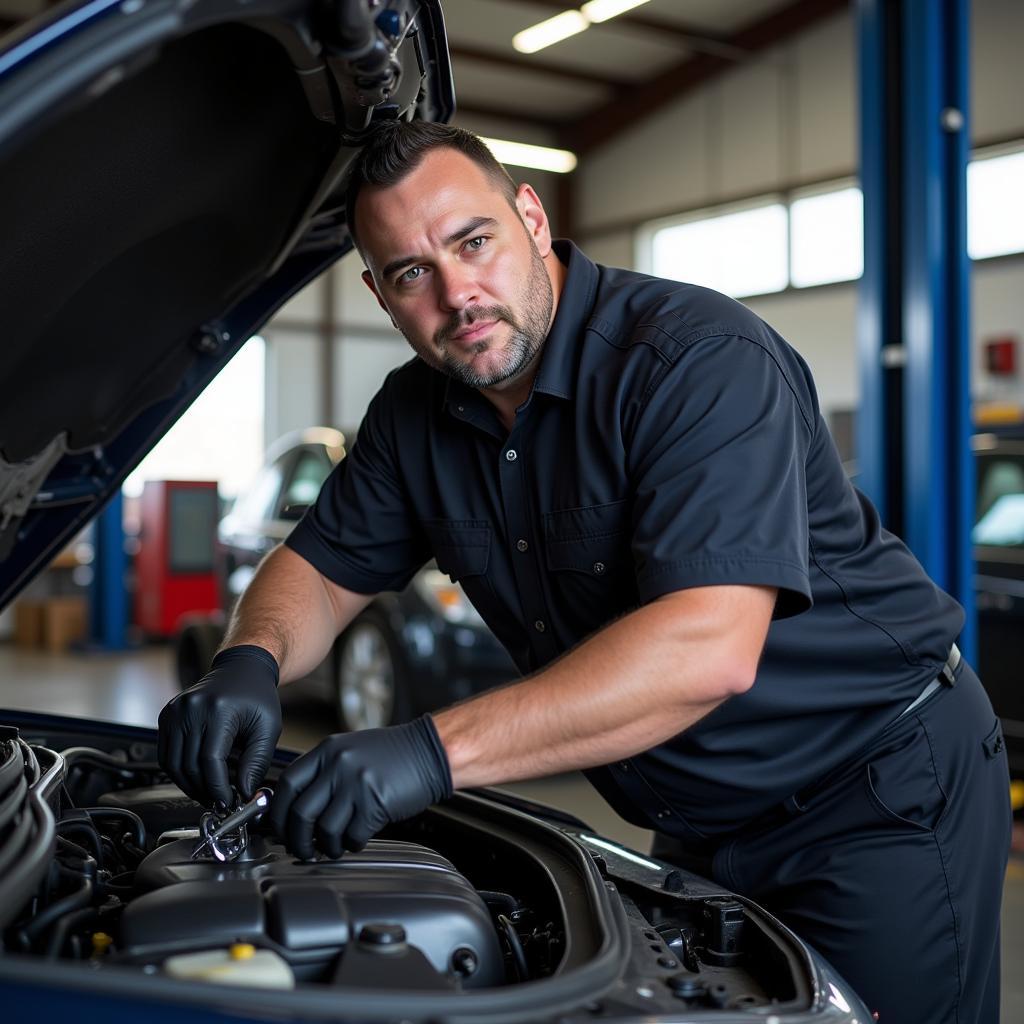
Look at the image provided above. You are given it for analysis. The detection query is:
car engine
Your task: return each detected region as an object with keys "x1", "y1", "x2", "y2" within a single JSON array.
[
  {"x1": 121, "y1": 826, "x2": 505, "y2": 989},
  {"x1": 0, "y1": 718, "x2": 844, "y2": 1022},
  {"x1": 0, "y1": 726, "x2": 587, "y2": 994}
]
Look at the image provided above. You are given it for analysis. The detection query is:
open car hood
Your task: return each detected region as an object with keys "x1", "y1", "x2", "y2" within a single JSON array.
[{"x1": 0, "y1": 0, "x2": 453, "y2": 606}]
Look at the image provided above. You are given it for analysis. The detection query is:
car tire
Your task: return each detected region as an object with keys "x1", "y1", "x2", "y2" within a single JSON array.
[
  {"x1": 333, "y1": 608, "x2": 411, "y2": 732},
  {"x1": 174, "y1": 617, "x2": 226, "y2": 690}
]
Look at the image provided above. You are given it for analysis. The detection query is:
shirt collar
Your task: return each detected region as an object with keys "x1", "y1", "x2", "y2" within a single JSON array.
[
  {"x1": 442, "y1": 239, "x2": 599, "y2": 415},
  {"x1": 531, "y1": 239, "x2": 598, "y2": 401}
]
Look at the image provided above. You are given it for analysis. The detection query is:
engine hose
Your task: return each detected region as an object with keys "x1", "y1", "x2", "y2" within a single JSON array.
[
  {"x1": 0, "y1": 772, "x2": 27, "y2": 834},
  {"x1": 0, "y1": 738, "x2": 25, "y2": 800},
  {"x1": 56, "y1": 833, "x2": 92, "y2": 860},
  {"x1": 0, "y1": 807, "x2": 34, "y2": 880},
  {"x1": 497, "y1": 913, "x2": 529, "y2": 982},
  {"x1": 56, "y1": 821, "x2": 103, "y2": 867},
  {"x1": 120, "y1": 839, "x2": 148, "y2": 865},
  {"x1": 60, "y1": 747, "x2": 160, "y2": 779},
  {"x1": 20, "y1": 875, "x2": 93, "y2": 946},
  {"x1": 479, "y1": 890, "x2": 520, "y2": 915},
  {"x1": 45, "y1": 905, "x2": 100, "y2": 960},
  {"x1": 81, "y1": 807, "x2": 147, "y2": 849},
  {"x1": 19, "y1": 737, "x2": 40, "y2": 785}
]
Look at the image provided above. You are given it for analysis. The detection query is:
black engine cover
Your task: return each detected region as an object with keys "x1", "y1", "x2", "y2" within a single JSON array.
[{"x1": 120, "y1": 836, "x2": 504, "y2": 987}]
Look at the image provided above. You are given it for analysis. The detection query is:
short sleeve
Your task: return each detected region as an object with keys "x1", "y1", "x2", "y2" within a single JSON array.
[
  {"x1": 628, "y1": 334, "x2": 813, "y2": 618},
  {"x1": 284, "y1": 382, "x2": 429, "y2": 594}
]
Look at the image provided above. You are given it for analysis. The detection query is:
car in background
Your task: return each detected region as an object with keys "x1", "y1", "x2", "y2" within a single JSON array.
[
  {"x1": 973, "y1": 426, "x2": 1024, "y2": 775},
  {"x1": 175, "y1": 427, "x2": 518, "y2": 732},
  {"x1": 833, "y1": 412, "x2": 1024, "y2": 779}
]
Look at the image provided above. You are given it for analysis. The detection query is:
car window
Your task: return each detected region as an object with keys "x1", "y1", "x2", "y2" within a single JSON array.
[
  {"x1": 232, "y1": 457, "x2": 285, "y2": 525},
  {"x1": 974, "y1": 453, "x2": 1024, "y2": 546},
  {"x1": 279, "y1": 448, "x2": 332, "y2": 513}
]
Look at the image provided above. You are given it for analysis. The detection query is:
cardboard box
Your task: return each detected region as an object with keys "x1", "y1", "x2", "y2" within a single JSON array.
[
  {"x1": 13, "y1": 601, "x2": 44, "y2": 649},
  {"x1": 40, "y1": 596, "x2": 88, "y2": 653}
]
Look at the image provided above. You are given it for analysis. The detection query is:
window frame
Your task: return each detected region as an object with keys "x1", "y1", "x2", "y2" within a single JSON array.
[
  {"x1": 636, "y1": 140, "x2": 1024, "y2": 301},
  {"x1": 966, "y1": 142, "x2": 1024, "y2": 262},
  {"x1": 635, "y1": 194, "x2": 790, "y2": 300}
]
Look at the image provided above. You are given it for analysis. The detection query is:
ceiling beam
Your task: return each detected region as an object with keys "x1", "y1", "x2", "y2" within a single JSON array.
[
  {"x1": 560, "y1": 0, "x2": 849, "y2": 154},
  {"x1": 454, "y1": 101, "x2": 567, "y2": 131},
  {"x1": 450, "y1": 43, "x2": 629, "y2": 90}
]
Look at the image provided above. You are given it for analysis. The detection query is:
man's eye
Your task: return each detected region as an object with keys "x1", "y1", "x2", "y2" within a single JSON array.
[
  {"x1": 397, "y1": 266, "x2": 424, "y2": 285},
  {"x1": 465, "y1": 236, "x2": 487, "y2": 252}
]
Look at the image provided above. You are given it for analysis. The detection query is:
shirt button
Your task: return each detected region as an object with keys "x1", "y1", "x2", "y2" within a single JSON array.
[
  {"x1": 505, "y1": 449, "x2": 517, "y2": 462},
  {"x1": 457, "y1": 405, "x2": 464, "y2": 412},
  {"x1": 516, "y1": 539, "x2": 529, "y2": 552},
  {"x1": 618, "y1": 761, "x2": 630, "y2": 771},
  {"x1": 534, "y1": 619, "x2": 546, "y2": 633},
  {"x1": 593, "y1": 561, "x2": 606, "y2": 575}
]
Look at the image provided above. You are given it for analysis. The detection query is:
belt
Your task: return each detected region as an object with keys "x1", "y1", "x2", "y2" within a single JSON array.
[
  {"x1": 774, "y1": 644, "x2": 963, "y2": 821},
  {"x1": 896, "y1": 643, "x2": 961, "y2": 721}
]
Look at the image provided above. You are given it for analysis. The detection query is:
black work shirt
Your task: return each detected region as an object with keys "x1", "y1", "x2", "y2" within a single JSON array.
[{"x1": 286, "y1": 240, "x2": 964, "y2": 839}]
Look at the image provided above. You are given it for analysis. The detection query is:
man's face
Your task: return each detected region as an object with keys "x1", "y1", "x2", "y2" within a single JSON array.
[{"x1": 356, "y1": 149, "x2": 556, "y2": 393}]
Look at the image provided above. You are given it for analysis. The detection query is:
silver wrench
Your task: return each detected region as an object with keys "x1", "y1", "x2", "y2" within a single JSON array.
[{"x1": 191, "y1": 787, "x2": 273, "y2": 862}]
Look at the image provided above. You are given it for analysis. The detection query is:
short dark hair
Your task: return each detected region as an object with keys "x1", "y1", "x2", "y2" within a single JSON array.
[{"x1": 344, "y1": 120, "x2": 518, "y2": 254}]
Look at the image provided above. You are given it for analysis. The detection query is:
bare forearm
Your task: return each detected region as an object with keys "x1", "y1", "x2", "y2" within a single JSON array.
[
  {"x1": 221, "y1": 545, "x2": 372, "y2": 683},
  {"x1": 434, "y1": 586, "x2": 776, "y2": 788}
]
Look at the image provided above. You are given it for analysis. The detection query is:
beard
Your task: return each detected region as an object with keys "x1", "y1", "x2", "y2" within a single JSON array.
[{"x1": 414, "y1": 240, "x2": 554, "y2": 390}]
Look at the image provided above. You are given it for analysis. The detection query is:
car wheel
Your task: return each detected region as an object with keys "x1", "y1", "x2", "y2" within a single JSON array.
[
  {"x1": 334, "y1": 609, "x2": 410, "y2": 731},
  {"x1": 174, "y1": 617, "x2": 226, "y2": 689}
]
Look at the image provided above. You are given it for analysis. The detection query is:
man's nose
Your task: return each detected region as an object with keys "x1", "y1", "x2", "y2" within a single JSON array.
[{"x1": 437, "y1": 262, "x2": 478, "y2": 312}]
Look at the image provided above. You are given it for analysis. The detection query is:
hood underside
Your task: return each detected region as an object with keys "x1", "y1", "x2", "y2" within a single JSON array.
[{"x1": 0, "y1": 0, "x2": 453, "y2": 604}]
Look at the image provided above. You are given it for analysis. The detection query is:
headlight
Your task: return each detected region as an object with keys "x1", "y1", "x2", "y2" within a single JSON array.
[{"x1": 414, "y1": 569, "x2": 486, "y2": 626}]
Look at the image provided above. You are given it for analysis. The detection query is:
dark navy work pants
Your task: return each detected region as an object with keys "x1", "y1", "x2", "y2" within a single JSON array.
[{"x1": 652, "y1": 661, "x2": 1011, "y2": 1023}]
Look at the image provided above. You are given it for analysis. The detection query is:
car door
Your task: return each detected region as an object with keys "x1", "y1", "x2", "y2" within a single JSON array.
[
  {"x1": 973, "y1": 434, "x2": 1024, "y2": 767},
  {"x1": 272, "y1": 444, "x2": 335, "y2": 527},
  {"x1": 218, "y1": 452, "x2": 290, "y2": 598}
]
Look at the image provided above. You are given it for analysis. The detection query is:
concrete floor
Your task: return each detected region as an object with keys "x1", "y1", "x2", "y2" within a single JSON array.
[{"x1": 1, "y1": 642, "x2": 1021, "y2": 1018}]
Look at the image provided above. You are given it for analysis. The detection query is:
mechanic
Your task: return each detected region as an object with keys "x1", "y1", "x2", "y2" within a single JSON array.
[{"x1": 158, "y1": 121, "x2": 1010, "y2": 1022}]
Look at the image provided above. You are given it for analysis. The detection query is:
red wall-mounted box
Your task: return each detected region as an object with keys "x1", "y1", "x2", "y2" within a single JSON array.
[
  {"x1": 135, "y1": 480, "x2": 221, "y2": 637},
  {"x1": 984, "y1": 336, "x2": 1017, "y2": 376}
]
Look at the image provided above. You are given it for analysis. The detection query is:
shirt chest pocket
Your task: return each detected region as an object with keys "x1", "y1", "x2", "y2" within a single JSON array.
[
  {"x1": 422, "y1": 519, "x2": 491, "y2": 580},
  {"x1": 544, "y1": 500, "x2": 631, "y2": 580}
]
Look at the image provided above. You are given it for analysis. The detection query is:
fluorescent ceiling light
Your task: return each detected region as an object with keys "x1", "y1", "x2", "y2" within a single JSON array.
[
  {"x1": 512, "y1": 10, "x2": 588, "y2": 53},
  {"x1": 580, "y1": 0, "x2": 650, "y2": 23},
  {"x1": 513, "y1": 1, "x2": 650, "y2": 54},
  {"x1": 482, "y1": 137, "x2": 578, "y2": 174}
]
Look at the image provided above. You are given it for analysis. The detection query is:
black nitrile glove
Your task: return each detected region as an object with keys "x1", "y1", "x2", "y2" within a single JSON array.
[
  {"x1": 157, "y1": 644, "x2": 282, "y2": 807},
  {"x1": 269, "y1": 715, "x2": 453, "y2": 860}
]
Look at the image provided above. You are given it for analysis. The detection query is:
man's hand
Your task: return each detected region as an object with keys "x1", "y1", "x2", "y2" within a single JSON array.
[
  {"x1": 269, "y1": 716, "x2": 452, "y2": 859},
  {"x1": 158, "y1": 645, "x2": 282, "y2": 807}
]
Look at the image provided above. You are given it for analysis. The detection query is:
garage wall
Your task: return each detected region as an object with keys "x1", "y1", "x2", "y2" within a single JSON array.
[
  {"x1": 574, "y1": 0, "x2": 1024, "y2": 419},
  {"x1": 575, "y1": 11, "x2": 856, "y2": 237},
  {"x1": 263, "y1": 327, "x2": 325, "y2": 442}
]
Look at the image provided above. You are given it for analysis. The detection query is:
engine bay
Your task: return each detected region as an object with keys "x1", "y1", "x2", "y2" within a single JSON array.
[{"x1": 0, "y1": 717, "x2": 819, "y2": 1021}]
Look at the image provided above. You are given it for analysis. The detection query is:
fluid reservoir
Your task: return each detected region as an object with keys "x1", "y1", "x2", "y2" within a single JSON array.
[{"x1": 163, "y1": 943, "x2": 295, "y2": 988}]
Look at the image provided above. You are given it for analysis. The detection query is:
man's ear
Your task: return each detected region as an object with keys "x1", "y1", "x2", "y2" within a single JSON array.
[
  {"x1": 515, "y1": 183, "x2": 553, "y2": 257},
  {"x1": 362, "y1": 269, "x2": 398, "y2": 329}
]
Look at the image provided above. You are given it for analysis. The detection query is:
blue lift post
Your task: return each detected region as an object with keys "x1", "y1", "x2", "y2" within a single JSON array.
[
  {"x1": 855, "y1": 0, "x2": 894, "y2": 522},
  {"x1": 857, "y1": 0, "x2": 976, "y2": 663},
  {"x1": 89, "y1": 490, "x2": 128, "y2": 650}
]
